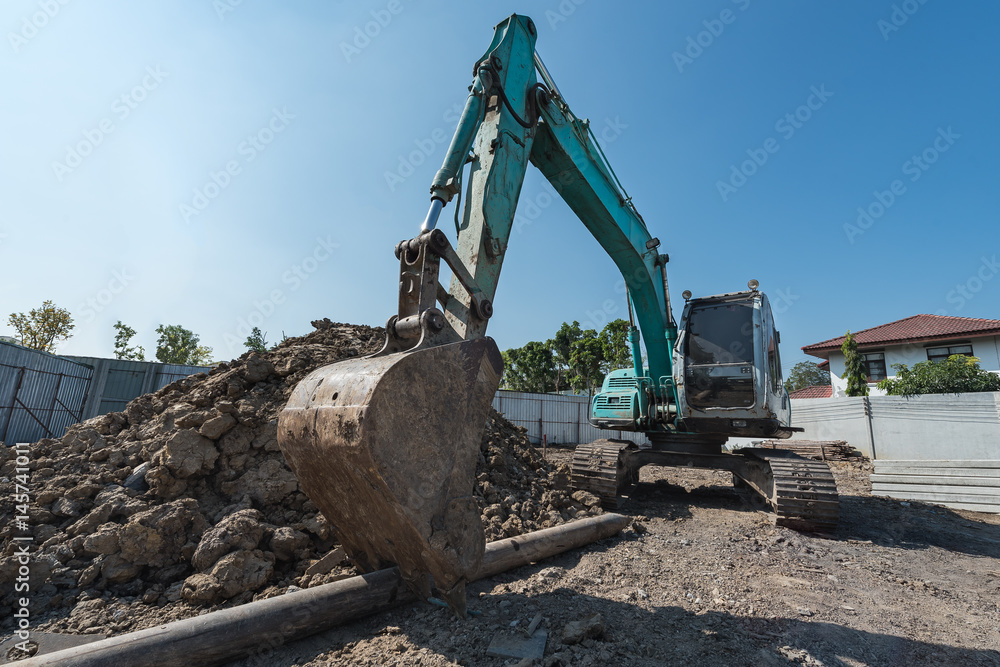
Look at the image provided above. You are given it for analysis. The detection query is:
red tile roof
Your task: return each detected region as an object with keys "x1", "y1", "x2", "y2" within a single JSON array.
[
  {"x1": 788, "y1": 384, "x2": 832, "y2": 399},
  {"x1": 802, "y1": 314, "x2": 1000, "y2": 357}
]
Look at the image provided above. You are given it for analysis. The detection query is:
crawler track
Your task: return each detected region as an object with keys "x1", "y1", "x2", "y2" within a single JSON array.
[
  {"x1": 570, "y1": 440, "x2": 841, "y2": 531},
  {"x1": 743, "y1": 450, "x2": 840, "y2": 531},
  {"x1": 570, "y1": 440, "x2": 634, "y2": 509}
]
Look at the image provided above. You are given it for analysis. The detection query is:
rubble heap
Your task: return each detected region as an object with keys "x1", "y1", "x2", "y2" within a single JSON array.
[{"x1": 0, "y1": 321, "x2": 600, "y2": 636}]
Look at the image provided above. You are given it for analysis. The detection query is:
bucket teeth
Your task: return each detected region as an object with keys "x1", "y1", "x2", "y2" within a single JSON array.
[{"x1": 278, "y1": 337, "x2": 503, "y2": 616}]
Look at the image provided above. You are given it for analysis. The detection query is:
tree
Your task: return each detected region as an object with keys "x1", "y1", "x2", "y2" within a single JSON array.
[
  {"x1": 784, "y1": 360, "x2": 831, "y2": 393},
  {"x1": 878, "y1": 355, "x2": 1000, "y2": 396},
  {"x1": 501, "y1": 341, "x2": 556, "y2": 393},
  {"x1": 549, "y1": 321, "x2": 583, "y2": 392},
  {"x1": 244, "y1": 327, "x2": 268, "y2": 353},
  {"x1": 841, "y1": 331, "x2": 869, "y2": 397},
  {"x1": 599, "y1": 319, "x2": 631, "y2": 373},
  {"x1": 113, "y1": 321, "x2": 145, "y2": 361},
  {"x1": 155, "y1": 324, "x2": 213, "y2": 365},
  {"x1": 8, "y1": 300, "x2": 74, "y2": 352},
  {"x1": 569, "y1": 331, "x2": 605, "y2": 395}
]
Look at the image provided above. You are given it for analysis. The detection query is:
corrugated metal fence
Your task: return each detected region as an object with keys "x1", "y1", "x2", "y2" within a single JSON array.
[
  {"x1": 0, "y1": 343, "x2": 93, "y2": 444},
  {"x1": 492, "y1": 390, "x2": 646, "y2": 446},
  {"x1": 63, "y1": 356, "x2": 211, "y2": 419},
  {"x1": 0, "y1": 342, "x2": 209, "y2": 445}
]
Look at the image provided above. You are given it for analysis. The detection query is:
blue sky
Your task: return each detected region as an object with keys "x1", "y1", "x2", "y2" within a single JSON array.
[{"x1": 2, "y1": 1, "x2": 998, "y2": 374}]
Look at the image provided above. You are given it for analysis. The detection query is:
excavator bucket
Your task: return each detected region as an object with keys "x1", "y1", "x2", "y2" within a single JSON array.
[{"x1": 277, "y1": 337, "x2": 503, "y2": 616}]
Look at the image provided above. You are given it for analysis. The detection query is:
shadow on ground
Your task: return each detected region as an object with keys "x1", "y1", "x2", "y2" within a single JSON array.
[
  {"x1": 226, "y1": 581, "x2": 1000, "y2": 667},
  {"x1": 618, "y1": 474, "x2": 1000, "y2": 559}
]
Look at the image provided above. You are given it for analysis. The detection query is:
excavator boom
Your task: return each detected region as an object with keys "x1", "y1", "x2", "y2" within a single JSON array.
[{"x1": 278, "y1": 13, "x2": 817, "y2": 618}]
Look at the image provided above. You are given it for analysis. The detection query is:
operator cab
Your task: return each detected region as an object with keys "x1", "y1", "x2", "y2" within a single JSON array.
[{"x1": 674, "y1": 284, "x2": 793, "y2": 438}]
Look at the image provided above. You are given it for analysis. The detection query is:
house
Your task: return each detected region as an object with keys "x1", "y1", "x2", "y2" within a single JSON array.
[
  {"x1": 788, "y1": 384, "x2": 832, "y2": 399},
  {"x1": 801, "y1": 314, "x2": 1000, "y2": 395}
]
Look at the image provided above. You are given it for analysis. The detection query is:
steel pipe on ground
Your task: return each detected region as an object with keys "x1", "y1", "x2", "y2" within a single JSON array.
[{"x1": 17, "y1": 513, "x2": 631, "y2": 667}]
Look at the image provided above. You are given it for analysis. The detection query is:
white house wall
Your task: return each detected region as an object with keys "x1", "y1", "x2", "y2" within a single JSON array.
[{"x1": 822, "y1": 335, "x2": 1000, "y2": 389}]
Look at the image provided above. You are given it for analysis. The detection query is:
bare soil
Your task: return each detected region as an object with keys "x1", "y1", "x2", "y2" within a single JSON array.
[{"x1": 231, "y1": 453, "x2": 1000, "y2": 667}]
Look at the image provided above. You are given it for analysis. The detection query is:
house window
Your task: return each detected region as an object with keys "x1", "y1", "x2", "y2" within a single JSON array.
[
  {"x1": 926, "y1": 344, "x2": 973, "y2": 361},
  {"x1": 862, "y1": 352, "x2": 886, "y2": 382}
]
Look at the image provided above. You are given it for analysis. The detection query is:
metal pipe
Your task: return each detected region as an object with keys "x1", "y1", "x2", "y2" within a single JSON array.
[
  {"x1": 18, "y1": 514, "x2": 631, "y2": 667},
  {"x1": 429, "y1": 77, "x2": 485, "y2": 207},
  {"x1": 420, "y1": 198, "x2": 445, "y2": 232},
  {"x1": 533, "y1": 51, "x2": 564, "y2": 105}
]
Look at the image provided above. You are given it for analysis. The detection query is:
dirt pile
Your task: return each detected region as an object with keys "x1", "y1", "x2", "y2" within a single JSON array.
[{"x1": 0, "y1": 321, "x2": 597, "y2": 637}]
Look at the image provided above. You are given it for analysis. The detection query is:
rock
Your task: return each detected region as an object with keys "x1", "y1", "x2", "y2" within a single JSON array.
[
  {"x1": 571, "y1": 490, "x2": 601, "y2": 509},
  {"x1": 51, "y1": 497, "x2": 83, "y2": 518},
  {"x1": 66, "y1": 482, "x2": 103, "y2": 500},
  {"x1": 119, "y1": 499, "x2": 207, "y2": 568},
  {"x1": 228, "y1": 459, "x2": 299, "y2": 505},
  {"x1": 144, "y1": 466, "x2": 188, "y2": 500},
  {"x1": 219, "y1": 425, "x2": 253, "y2": 455},
  {"x1": 561, "y1": 613, "x2": 605, "y2": 645},
  {"x1": 123, "y1": 462, "x2": 150, "y2": 492},
  {"x1": 101, "y1": 554, "x2": 142, "y2": 584},
  {"x1": 191, "y1": 509, "x2": 266, "y2": 571},
  {"x1": 200, "y1": 414, "x2": 237, "y2": 440},
  {"x1": 200, "y1": 550, "x2": 274, "y2": 602},
  {"x1": 181, "y1": 573, "x2": 223, "y2": 604},
  {"x1": 270, "y1": 527, "x2": 311, "y2": 562},
  {"x1": 82, "y1": 524, "x2": 121, "y2": 556},
  {"x1": 243, "y1": 354, "x2": 275, "y2": 384},
  {"x1": 71, "y1": 597, "x2": 106, "y2": 617},
  {"x1": 161, "y1": 429, "x2": 218, "y2": 479},
  {"x1": 305, "y1": 547, "x2": 346, "y2": 576},
  {"x1": 77, "y1": 559, "x2": 103, "y2": 587}
]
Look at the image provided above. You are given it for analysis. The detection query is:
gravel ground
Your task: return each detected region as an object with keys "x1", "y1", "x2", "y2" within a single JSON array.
[{"x1": 226, "y1": 452, "x2": 1000, "y2": 667}]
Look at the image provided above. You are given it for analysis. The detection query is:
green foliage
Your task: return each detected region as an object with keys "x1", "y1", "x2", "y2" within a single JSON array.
[
  {"x1": 244, "y1": 327, "x2": 268, "y2": 353},
  {"x1": 784, "y1": 360, "x2": 831, "y2": 393},
  {"x1": 841, "y1": 331, "x2": 869, "y2": 397},
  {"x1": 549, "y1": 321, "x2": 583, "y2": 392},
  {"x1": 501, "y1": 341, "x2": 555, "y2": 393},
  {"x1": 113, "y1": 321, "x2": 145, "y2": 361},
  {"x1": 7, "y1": 300, "x2": 74, "y2": 352},
  {"x1": 878, "y1": 355, "x2": 1000, "y2": 396},
  {"x1": 502, "y1": 319, "x2": 642, "y2": 396},
  {"x1": 569, "y1": 333, "x2": 605, "y2": 395},
  {"x1": 155, "y1": 324, "x2": 213, "y2": 366},
  {"x1": 598, "y1": 319, "x2": 631, "y2": 372}
]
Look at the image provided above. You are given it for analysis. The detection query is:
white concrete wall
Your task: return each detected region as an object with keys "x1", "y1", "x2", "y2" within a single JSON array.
[
  {"x1": 790, "y1": 397, "x2": 873, "y2": 456},
  {"x1": 790, "y1": 392, "x2": 1000, "y2": 461}
]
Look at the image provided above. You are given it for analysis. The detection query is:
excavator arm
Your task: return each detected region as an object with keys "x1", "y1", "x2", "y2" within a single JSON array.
[{"x1": 277, "y1": 14, "x2": 802, "y2": 620}]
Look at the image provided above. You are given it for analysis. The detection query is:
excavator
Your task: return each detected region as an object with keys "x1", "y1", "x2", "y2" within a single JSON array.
[{"x1": 277, "y1": 14, "x2": 839, "y2": 618}]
